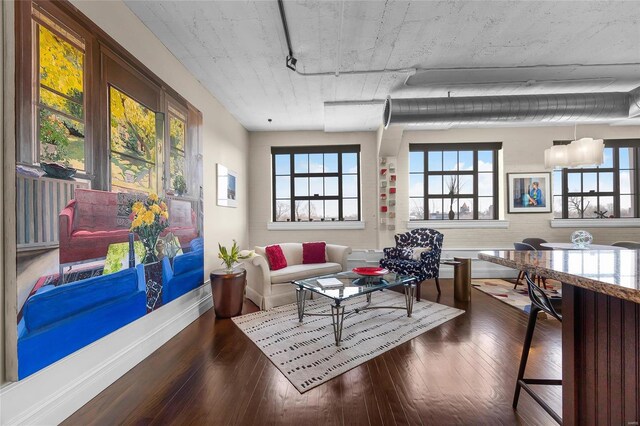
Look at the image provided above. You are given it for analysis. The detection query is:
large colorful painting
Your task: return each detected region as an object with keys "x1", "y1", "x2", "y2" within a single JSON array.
[
  {"x1": 16, "y1": 175, "x2": 204, "y2": 378},
  {"x1": 16, "y1": 117, "x2": 203, "y2": 380}
]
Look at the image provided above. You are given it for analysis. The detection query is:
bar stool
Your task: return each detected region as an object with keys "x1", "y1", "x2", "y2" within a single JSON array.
[
  {"x1": 513, "y1": 272, "x2": 562, "y2": 424},
  {"x1": 513, "y1": 243, "x2": 549, "y2": 290}
]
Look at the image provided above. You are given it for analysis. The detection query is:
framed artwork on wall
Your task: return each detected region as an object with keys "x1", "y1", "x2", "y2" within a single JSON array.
[
  {"x1": 507, "y1": 172, "x2": 552, "y2": 213},
  {"x1": 217, "y1": 163, "x2": 238, "y2": 208}
]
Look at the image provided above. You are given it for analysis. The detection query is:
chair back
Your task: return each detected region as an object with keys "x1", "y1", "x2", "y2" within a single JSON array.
[
  {"x1": 612, "y1": 241, "x2": 640, "y2": 249},
  {"x1": 514, "y1": 242, "x2": 536, "y2": 251},
  {"x1": 394, "y1": 228, "x2": 443, "y2": 264},
  {"x1": 395, "y1": 228, "x2": 443, "y2": 250},
  {"x1": 525, "y1": 274, "x2": 562, "y2": 321},
  {"x1": 522, "y1": 238, "x2": 549, "y2": 251}
]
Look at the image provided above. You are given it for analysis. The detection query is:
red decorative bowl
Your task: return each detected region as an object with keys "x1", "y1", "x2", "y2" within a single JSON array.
[{"x1": 352, "y1": 267, "x2": 389, "y2": 276}]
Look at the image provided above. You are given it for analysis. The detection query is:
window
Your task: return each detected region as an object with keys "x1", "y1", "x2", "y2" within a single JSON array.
[
  {"x1": 168, "y1": 105, "x2": 187, "y2": 193},
  {"x1": 17, "y1": 0, "x2": 203, "y2": 195},
  {"x1": 272, "y1": 146, "x2": 360, "y2": 222},
  {"x1": 35, "y1": 9, "x2": 86, "y2": 171},
  {"x1": 109, "y1": 86, "x2": 162, "y2": 193},
  {"x1": 409, "y1": 143, "x2": 501, "y2": 220},
  {"x1": 552, "y1": 140, "x2": 639, "y2": 218}
]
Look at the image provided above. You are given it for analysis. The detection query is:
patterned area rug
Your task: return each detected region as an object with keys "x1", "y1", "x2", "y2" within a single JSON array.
[
  {"x1": 472, "y1": 278, "x2": 561, "y2": 316},
  {"x1": 232, "y1": 291, "x2": 464, "y2": 393}
]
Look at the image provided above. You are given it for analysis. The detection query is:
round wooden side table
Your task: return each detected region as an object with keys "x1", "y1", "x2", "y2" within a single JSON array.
[{"x1": 210, "y1": 268, "x2": 246, "y2": 318}]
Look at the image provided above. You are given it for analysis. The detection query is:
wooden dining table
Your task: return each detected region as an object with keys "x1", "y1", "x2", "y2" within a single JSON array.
[{"x1": 478, "y1": 249, "x2": 640, "y2": 425}]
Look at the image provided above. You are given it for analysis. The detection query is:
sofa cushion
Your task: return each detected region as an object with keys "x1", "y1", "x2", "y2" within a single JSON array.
[
  {"x1": 256, "y1": 243, "x2": 305, "y2": 266},
  {"x1": 270, "y1": 262, "x2": 342, "y2": 284},
  {"x1": 168, "y1": 199, "x2": 195, "y2": 228},
  {"x1": 303, "y1": 242, "x2": 326, "y2": 264},
  {"x1": 265, "y1": 245, "x2": 287, "y2": 270},
  {"x1": 411, "y1": 247, "x2": 432, "y2": 260},
  {"x1": 74, "y1": 189, "x2": 119, "y2": 231},
  {"x1": 23, "y1": 267, "x2": 138, "y2": 332},
  {"x1": 397, "y1": 248, "x2": 414, "y2": 260}
]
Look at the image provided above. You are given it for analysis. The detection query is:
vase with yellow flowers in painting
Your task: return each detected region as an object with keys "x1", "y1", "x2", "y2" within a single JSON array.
[{"x1": 128, "y1": 193, "x2": 170, "y2": 264}]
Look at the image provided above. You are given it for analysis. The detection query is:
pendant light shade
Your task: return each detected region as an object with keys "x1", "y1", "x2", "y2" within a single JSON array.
[
  {"x1": 568, "y1": 137, "x2": 604, "y2": 167},
  {"x1": 544, "y1": 137, "x2": 604, "y2": 169},
  {"x1": 544, "y1": 145, "x2": 570, "y2": 169}
]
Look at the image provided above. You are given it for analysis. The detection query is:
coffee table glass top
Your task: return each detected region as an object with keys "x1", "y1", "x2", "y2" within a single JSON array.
[{"x1": 292, "y1": 271, "x2": 416, "y2": 302}]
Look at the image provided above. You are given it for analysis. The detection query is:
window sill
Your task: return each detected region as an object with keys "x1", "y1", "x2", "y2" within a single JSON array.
[
  {"x1": 550, "y1": 218, "x2": 640, "y2": 228},
  {"x1": 267, "y1": 221, "x2": 366, "y2": 231},
  {"x1": 407, "y1": 220, "x2": 509, "y2": 230}
]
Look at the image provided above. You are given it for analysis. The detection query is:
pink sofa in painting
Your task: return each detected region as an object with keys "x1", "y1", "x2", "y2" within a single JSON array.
[{"x1": 59, "y1": 189, "x2": 198, "y2": 266}]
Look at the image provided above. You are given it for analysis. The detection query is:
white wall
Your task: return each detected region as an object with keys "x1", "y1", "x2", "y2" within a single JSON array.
[
  {"x1": 248, "y1": 125, "x2": 640, "y2": 252},
  {"x1": 393, "y1": 124, "x2": 640, "y2": 248},
  {"x1": 69, "y1": 0, "x2": 250, "y2": 272},
  {"x1": 248, "y1": 131, "x2": 378, "y2": 249}
]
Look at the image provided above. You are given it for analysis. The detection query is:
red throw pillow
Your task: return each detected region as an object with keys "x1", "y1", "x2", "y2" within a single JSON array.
[
  {"x1": 265, "y1": 245, "x2": 287, "y2": 271},
  {"x1": 303, "y1": 242, "x2": 326, "y2": 264}
]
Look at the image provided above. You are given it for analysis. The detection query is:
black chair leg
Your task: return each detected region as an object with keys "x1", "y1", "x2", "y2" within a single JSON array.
[
  {"x1": 416, "y1": 281, "x2": 421, "y2": 301},
  {"x1": 434, "y1": 277, "x2": 441, "y2": 295},
  {"x1": 515, "y1": 271, "x2": 524, "y2": 289},
  {"x1": 513, "y1": 305, "x2": 540, "y2": 409}
]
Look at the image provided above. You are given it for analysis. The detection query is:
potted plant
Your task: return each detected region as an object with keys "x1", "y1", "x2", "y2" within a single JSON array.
[
  {"x1": 173, "y1": 175, "x2": 187, "y2": 196},
  {"x1": 211, "y1": 241, "x2": 253, "y2": 318},
  {"x1": 446, "y1": 176, "x2": 458, "y2": 220},
  {"x1": 218, "y1": 240, "x2": 252, "y2": 272}
]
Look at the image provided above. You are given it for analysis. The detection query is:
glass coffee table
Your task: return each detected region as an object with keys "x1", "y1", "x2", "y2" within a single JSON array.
[{"x1": 292, "y1": 271, "x2": 417, "y2": 346}]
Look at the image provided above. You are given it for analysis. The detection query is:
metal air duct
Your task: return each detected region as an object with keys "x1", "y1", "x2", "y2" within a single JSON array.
[{"x1": 383, "y1": 91, "x2": 632, "y2": 128}]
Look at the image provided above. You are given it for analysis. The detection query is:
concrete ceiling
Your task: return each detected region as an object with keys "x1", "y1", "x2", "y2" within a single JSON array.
[{"x1": 124, "y1": 1, "x2": 640, "y2": 132}]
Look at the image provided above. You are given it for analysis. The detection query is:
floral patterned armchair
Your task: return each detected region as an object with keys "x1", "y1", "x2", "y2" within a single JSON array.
[{"x1": 379, "y1": 228, "x2": 444, "y2": 300}]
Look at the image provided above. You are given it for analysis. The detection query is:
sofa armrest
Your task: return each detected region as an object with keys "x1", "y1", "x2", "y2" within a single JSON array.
[
  {"x1": 326, "y1": 244, "x2": 352, "y2": 271},
  {"x1": 162, "y1": 256, "x2": 174, "y2": 285},
  {"x1": 420, "y1": 248, "x2": 440, "y2": 262},
  {"x1": 59, "y1": 199, "x2": 76, "y2": 242},
  {"x1": 135, "y1": 264, "x2": 147, "y2": 292},
  {"x1": 241, "y1": 254, "x2": 272, "y2": 300}
]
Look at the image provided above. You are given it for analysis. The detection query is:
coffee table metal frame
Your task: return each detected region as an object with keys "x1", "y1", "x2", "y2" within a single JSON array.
[{"x1": 292, "y1": 273, "x2": 417, "y2": 346}]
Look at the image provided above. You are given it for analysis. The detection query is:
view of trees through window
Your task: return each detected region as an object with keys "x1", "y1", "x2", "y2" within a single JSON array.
[
  {"x1": 169, "y1": 107, "x2": 187, "y2": 194},
  {"x1": 109, "y1": 86, "x2": 160, "y2": 193},
  {"x1": 553, "y1": 143, "x2": 639, "y2": 218},
  {"x1": 272, "y1": 147, "x2": 360, "y2": 221},
  {"x1": 409, "y1": 144, "x2": 500, "y2": 220},
  {"x1": 37, "y1": 21, "x2": 85, "y2": 170}
]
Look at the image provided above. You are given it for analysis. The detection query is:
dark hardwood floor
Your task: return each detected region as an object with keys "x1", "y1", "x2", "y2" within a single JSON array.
[{"x1": 64, "y1": 279, "x2": 562, "y2": 425}]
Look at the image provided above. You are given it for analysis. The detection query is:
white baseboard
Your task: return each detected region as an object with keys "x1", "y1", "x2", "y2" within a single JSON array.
[{"x1": 0, "y1": 283, "x2": 213, "y2": 425}]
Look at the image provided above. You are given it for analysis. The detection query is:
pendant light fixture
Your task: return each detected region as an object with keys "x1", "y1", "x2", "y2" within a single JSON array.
[{"x1": 544, "y1": 124, "x2": 605, "y2": 169}]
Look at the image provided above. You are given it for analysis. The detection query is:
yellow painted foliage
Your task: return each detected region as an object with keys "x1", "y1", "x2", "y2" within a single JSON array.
[{"x1": 39, "y1": 25, "x2": 83, "y2": 111}]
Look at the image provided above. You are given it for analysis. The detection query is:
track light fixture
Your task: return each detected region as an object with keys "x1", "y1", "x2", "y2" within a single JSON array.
[
  {"x1": 286, "y1": 55, "x2": 297, "y2": 71},
  {"x1": 278, "y1": 0, "x2": 297, "y2": 72}
]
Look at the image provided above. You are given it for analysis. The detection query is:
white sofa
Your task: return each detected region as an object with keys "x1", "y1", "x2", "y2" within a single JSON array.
[{"x1": 242, "y1": 243, "x2": 352, "y2": 309}]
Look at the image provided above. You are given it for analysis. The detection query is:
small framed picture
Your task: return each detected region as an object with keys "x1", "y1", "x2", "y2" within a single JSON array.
[
  {"x1": 217, "y1": 163, "x2": 238, "y2": 207},
  {"x1": 507, "y1": 172, "x2": 551, "y2": 213}
]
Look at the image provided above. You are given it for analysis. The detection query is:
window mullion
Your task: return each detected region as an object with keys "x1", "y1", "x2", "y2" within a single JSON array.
[
  {"x1": 338, "y1": 152, "x2": 343, "y2": 220},
  {"x1": 423, "y1": 152, "x2": 428, "y2": 219},
  {"x1": 473, "y1": 150, "x2": 478, "y2": 220},
  {"x1": 289, "y1": 154, "x2": 295, "y2": 220}
]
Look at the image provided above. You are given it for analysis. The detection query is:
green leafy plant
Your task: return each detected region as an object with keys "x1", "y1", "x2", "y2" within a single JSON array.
[
  {"x1": 173, "y1": 174, "x2": 187, "y2": 195},
  {"x1": 218, "y1": 240, "x2": 252, "y2": 272},
  {"x1": 39, "y1": 109, "x2": 70, "y2": 165}
]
